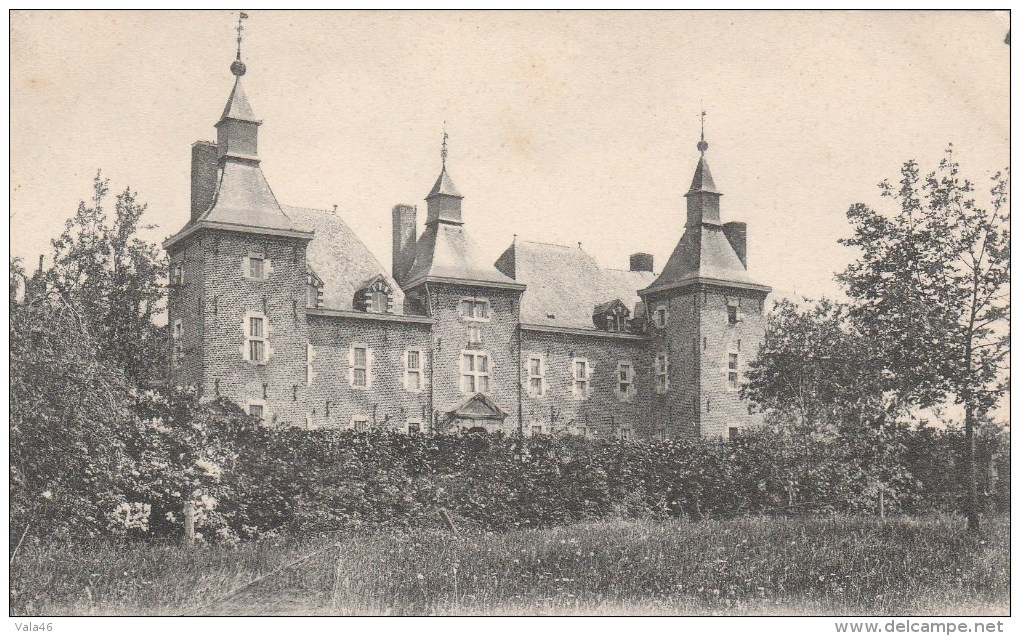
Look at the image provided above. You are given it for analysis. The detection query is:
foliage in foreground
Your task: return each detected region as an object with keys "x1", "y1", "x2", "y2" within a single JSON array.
[
  {"x1": 10, "y1": 384, "x2": 1009, "y2": 545},
  {"x1": 9, "y1": 515, "x2": 1008, "y2": 616}
]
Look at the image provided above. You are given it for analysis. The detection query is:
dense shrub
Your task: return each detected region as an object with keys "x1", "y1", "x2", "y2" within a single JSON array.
[{"x1": 10, "y1": 385, "x2": 1008, "y2": 544}]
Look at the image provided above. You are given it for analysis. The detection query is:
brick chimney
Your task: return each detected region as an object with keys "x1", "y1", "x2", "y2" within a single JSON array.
[
  {"x1": 629, "y1": 252, "x2": 654, "y2": 273},
  {"x1": 392, "y1": 204, "x2": 417, "y2": 284},
  {"x1": 723, "y1": 222, "x2": 747, "y2": 269},
  {"x1": 190, "y1": 141, "x2": 219, "y2": 223}
]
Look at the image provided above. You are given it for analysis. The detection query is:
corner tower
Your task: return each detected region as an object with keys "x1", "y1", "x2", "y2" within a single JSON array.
[
  {"x1": 164, "y1": 23, "x2": 314, "y2": 426},
  {"x1": 639, "y1": 120, "x2": 770, "y2": 439}
]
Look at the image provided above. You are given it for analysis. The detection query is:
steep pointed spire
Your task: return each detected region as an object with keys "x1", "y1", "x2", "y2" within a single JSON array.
[
  {"x1": 686, "y1": 111, "x2": 721, "y2": 197},
  {"x1": 220, "y1": 77, "x2": 257, "y2": 122},
  {"x1": 640, "y1": 125, "x2": 768, "y2": 297}
]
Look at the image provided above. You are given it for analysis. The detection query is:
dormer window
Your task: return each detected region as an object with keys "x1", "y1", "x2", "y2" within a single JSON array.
[
  {"x1": 355, "y1": 275, "x2": 393, "y2": 314},
  {"x1": 593, "y1": 299, "x2": 631, "y2": 333},
  {"x1": 306, "y1": 268, "x2": 324, "y2": 309}
]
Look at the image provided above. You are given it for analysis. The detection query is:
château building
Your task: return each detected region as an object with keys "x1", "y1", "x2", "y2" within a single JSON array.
[{"x1": 163, "y1": 50, "x2": 771, "y2": 440}]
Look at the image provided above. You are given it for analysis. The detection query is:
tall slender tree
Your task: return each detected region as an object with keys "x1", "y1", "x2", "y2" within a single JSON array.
[
  {"x1": 47, "y1": 171, "x2": 168, "y2": 386},
  {"x1": 837, "y1": 147, "x2": 1009, "y2": 531}
]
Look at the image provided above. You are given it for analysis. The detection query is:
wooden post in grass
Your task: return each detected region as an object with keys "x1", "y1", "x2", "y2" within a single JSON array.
[
  {"x1": 183, "y1": 501, "x2": 195, "y2": 547},
  {"x1": 439, "y1": 508, "x2": 458, "y2": 534},
  {"x1": 878, "y1": 487, "x2": 885, "y2": 519}
]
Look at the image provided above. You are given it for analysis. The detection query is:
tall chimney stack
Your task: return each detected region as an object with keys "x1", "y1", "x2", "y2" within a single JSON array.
[
  {"x1": 629, "y1": 252, "x2": 654, "y2": 273},
  {"x1": 392, "y1": 204, "x2": 417, "y2": 284},
  {"x1": 190, "y1": 141, "x2": 219, "y2": 224},
  {"x1": 723, "y1": 221, "x2": 747, "y2": 269}
]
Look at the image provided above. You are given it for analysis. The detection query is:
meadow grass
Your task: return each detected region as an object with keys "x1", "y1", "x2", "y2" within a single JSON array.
[{"x1": 10, "y1": 515, "x2": 1008, "y2": 616}]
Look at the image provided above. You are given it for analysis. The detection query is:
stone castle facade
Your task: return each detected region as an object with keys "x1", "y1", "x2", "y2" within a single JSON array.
[{"x1": 164, "y1": 55, "x2": 771, "y2": 440}]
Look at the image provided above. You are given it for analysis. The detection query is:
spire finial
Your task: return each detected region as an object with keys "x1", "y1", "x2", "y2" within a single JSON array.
[
  {"x1": 441, "y1": 121, "x2": 449, "y2": 168},
  {"x1": 231, "y1": 12, "x2": 249, "y2": 76},
  {"x1": 697, "y1": 110, "x2": 708, "y2": 155}
]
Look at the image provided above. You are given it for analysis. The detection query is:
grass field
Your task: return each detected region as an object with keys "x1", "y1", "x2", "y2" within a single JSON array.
[{"x1": 9, "y1": 515, "x2": 1008, "y2": 616}]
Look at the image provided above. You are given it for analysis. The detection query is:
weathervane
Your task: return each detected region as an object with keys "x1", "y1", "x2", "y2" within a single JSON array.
[
  {"x1": 231, "y1": 12, "x2": 249, "y2": 77},
  {"x1": 441, "y1": 122, "x2": 449, "y2": 168},
  {"x1": 697, "y1": 110, "x2": 709, "y2": 155}
]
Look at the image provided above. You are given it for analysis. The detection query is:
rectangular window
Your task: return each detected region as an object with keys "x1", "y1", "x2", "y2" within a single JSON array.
[
  {"x1": 531, "y1": 425, "x2": 543, "y2": 436},
  {"x1": 306, "y1": 342, "x2": 315, "y2": 385},
  {"x1": 249, "y1": 256, "x2": 265, "y2": 279},
  {"x1": 171, "y1": 263, "x2": 184, "y2": 286},
  {"x1": 728, "y1": 305, "x2": 738, "y2": 324},
  {"x1": 249, "y1": 404, "x2": 264, "y2": 421},
  {"x1": 728, "y1": 426, "x2": 740, "y2": 440},
  {"x1": 245, "y1": 314, "x2": 267, "y2": 364},
  {"x1": 572, "y1": 358, "x2": 589, "y2": 398},
  {"x1": 617, "y1": 362, "x2": 633, "y2": 396},
  {"x1": 461, "y1": 352, "x2": 490, "y2": 394},
  {"x1": 656, "y1": 428, "x2": 667, "y2": 441},
  {"x1": 655, "y1": 353, "x2": 669, "y2": 393},
  {"x1": 405, "y1": 349, "x2": 422, "y2": 391},
  {"x1": 172, "y1": 319, "x2": 183, "y2": 358},
  {"x1": 353, "y1": 417, "x2": 369, "y2": 432},
  {"x1": 527, "y1": 355, "x2": 545, "y2": 396},
  {"x1": 460, "y1": 298, "x2": 490, "y2": 321},
  {"x1": 728, "y1": 353, "x2": 739, "y2": 390},
  {"x1": 353, "y1": 346, "x2": 368, "y2": 388},
  {"x1": 370, "y1": 289, "x2": 389, "y2": 313},
  {"x1": 407, "y1": 420, "x2": 421, "y2": 436},
  {"x1": 654, "y1": 306, "x2": 667, "y2": 328},
  {"x1": 619, "y1": 427, "x2": 633, "y2": 440}
]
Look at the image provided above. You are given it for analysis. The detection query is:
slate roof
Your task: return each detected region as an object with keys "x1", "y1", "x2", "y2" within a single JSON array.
[
  {"x1": 219, "y1": 77, "x2": 258, "y2": 123},
  {"x1": 642, "y1": 225, "x2": 761, "y2": 295},
  {"x1": 195, "y1": 160, "x2": 302, "y2": 233},
  {"x1": 284, "y1": 206, "x2": 405, "y2": 313},
  {"x1": 426, "y1": 166, "x2": 463, "y2": 199},
  {"x1": 404, "y1": 222, "x2": 521, "y2": 290},
  {"x1": 495, "y1": 240, "x2": 656, "y2": 330},
  {"x1": 686, "y1": 155, "x2": 721, "y2": 195}
]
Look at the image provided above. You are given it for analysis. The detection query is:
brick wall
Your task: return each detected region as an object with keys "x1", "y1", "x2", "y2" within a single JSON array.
[
  {"x1": 424, "y1": 282, "x2": 523, "y2": 431},
  {"x1": 520, "y1": 329, "x2": 650, "y2": 439},
  {"x1": 194, "y1": 229, "x2": 311, "y2": 426},
  {"x1": 644, "y1": 290, "x2": 701, "y2": 438},
  {"x1": 167, "y1": 237, "x2": 205, "y2": 388},
  {"x1": 697, "y1": 287, "x2": 768, "y2": 438},
  {"x1": 305, "y1": 314, "x2": 432, "y2": 431}
]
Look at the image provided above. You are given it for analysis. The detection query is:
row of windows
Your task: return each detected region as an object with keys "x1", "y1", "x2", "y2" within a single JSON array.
[
  {"x1": 650, "y1": 301, "x2": 748, "y2": 328},
  {"x1": 173, "y1": 313, "x2": 743, "y2": 396}
]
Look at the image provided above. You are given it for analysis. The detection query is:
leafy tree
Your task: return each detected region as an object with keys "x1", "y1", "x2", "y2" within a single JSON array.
[
  {"x1": 9, "y1": 258, "x2": 136, "y2": 539},
  {"x1": 743, "y1": 298, "x2": 894, "y2": 434},
  {"x1": 837, "y1": 148, "x2": 1009, "y2": 531},
  {"x1": 47, "y1": 171, "x2": 167, "y2": 386}
]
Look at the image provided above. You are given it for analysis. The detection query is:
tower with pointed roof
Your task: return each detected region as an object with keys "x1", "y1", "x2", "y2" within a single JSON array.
[
  {"x1": 398, "y1": 134, "x2": 527, "y2": 432},
  {"x1": 163, "y1": 32, "x2": 315, "y2": 425},
  {"x1": 639, "y1": 123, "x2": 771, "y2": 438}
]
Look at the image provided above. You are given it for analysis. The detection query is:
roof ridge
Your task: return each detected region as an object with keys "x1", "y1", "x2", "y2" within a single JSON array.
[
  {"x1": 517, "y1": 238, "x2": 583, "y2": 250},
  {"x1": 281, "y1": 204, "x2": 334, "y2": 215}
]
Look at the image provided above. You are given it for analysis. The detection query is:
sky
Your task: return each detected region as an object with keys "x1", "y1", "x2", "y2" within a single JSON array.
[{"x1": 10, "y1": 10, "x2": 1010, "y2": 304}]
